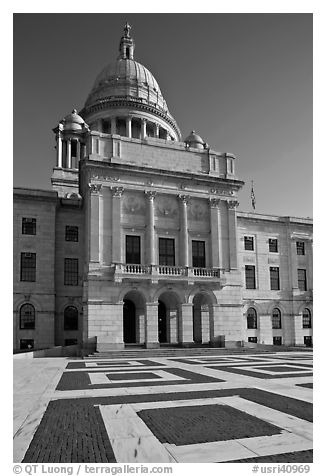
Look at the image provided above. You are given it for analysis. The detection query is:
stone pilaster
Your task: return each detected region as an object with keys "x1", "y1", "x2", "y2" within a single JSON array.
[
  {"x1": 111, "y1": 117, "x2": 117, "y2": 134},
  {"x1": 88, "y1": 184, "x2": 102, "y2": 262},
  {"x1": 66, "y1": 139, "x2": 71, "y2": 169},
  {"x1": 126, "y1": 116, "x2": 132, "y2": 138},
  {"x1": 141, "y1": 118, "x2": 147, "y2": 139},
  {"x1": 111, "y1": 186, "x2": 124, "y2": 263},
  {"x1": 259, "y1": 314, "x2": 273, "y2": 345},
  {"x1": 180, "y1": 303, "x2": 194, "y2": 345},
  {"x1": 227, "y1": 200, "x2": 239, "y2": 270},
  {"x1": 145, "y1": 191, "x2": 156, "y2": 265},
  {"x1": 145, "y1": 302, "x2": 159, "y2": 348},
  {"x1": 209, "y1": 198, "x2": 223, "y2": 268},
  {"x1": 57, "y1": 132, "x2": 62, "y2": 168},
  {"x1": 178, "y1": 195, "x2": 190, "y2": 267}
]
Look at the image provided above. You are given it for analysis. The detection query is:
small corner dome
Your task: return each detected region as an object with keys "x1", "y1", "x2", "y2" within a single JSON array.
[
  {"x1": 61, "y1": 109, "x2": 86, "y2": 131},
  {"x1": 185, "y1": 130, "x2": 205, "y2": 149}
]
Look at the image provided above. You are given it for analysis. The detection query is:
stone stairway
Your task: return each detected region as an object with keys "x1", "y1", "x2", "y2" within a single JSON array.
[{"x1": 84, "y1": 345, "x2": 272, "y2": 359}]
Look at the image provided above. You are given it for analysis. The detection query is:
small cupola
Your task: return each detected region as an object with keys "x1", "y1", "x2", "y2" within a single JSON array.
[
  {"x1": 185, "y1": 130, "x2": 206, "y2": 149},
  {"x1": 118, "y1": 22, "x2": 135, "y2": 60}
]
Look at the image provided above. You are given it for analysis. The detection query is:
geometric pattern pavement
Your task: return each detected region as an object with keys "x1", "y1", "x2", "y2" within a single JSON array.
[{"x1": 17, "y1": 351, "x2": 313, "y2": 463}]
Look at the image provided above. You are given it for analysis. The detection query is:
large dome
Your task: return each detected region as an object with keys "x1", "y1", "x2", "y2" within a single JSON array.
[{"x1": 81, "y1": 23, "x2": 181, "y2": 141}]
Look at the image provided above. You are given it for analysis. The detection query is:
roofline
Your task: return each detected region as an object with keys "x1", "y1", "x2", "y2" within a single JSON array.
[{"x1": 237, "y1": 210, "x2": 313, "y2": 224}]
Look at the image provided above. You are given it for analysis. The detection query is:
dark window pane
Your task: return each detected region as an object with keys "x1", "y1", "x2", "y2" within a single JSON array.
[
  {"x1": 269, "y1": 238, "x2": 278, "y2": 253},
  {"x1": 302, "y1": 309, "x2": 312, "y2": 328},
  {"x1": 272, "y1": 308, "x2": 281, "y2": 329},
  {"x1": 64, "y1": 258, "x2": 78, "y2": 286},
  {"x1": 20, "y1": 339, "x2": 34, "y2": 350},
  {"x1": 245, "y1": 265, "x2": 256, "y2": 289},
  {"x1": 273, "y1": 336, "x2": 282, "y2": 345},
  {"x1": 65, "y1": 226, "x2": 79, "y2": 242},
  {"x1": 304, "y1": 336, "x2": 312, "y2": 347},
  {"x1": 244, "y1": 236, "x2": 254, "y2": 251},
  {"x1": 159, "y1": 238, "x2": 175, "y2": 266},
  {"x1": 126, "y1": 235, "x2": 141, "y2": 264},
  {"x1": 64, "y1": 306, "x2": 78, "y2": 330},
  {"x1": 296, "y1": 241, "x2": 305, "y2": 255},
  {"x1": 65, "y1": 338, "x2": 78, "y2": 346},
  {"x1": 270, "y1": 267, "x2": 280, "y2": 290},
  {"x1": 22, "y1": 218, "x2": 36, "y2": 235},
  {"x1": 20, "y1": 253, "x2": 36, "y2": 282},
  {"x1": 247, "y1": 307, "x2": 257, "y2": 329},
  {"x1": 298, "y1": 269, "x2": 307, "y2": 291},
  {"x1": 20, "y1": 304, "x2": 35, "y2": 329},
  {"x1": 248, "y1": 337, "x2": 257, "y2": 343},
  {"x1": 192, "y1": 240, "x2": 206, "y2": 268}
]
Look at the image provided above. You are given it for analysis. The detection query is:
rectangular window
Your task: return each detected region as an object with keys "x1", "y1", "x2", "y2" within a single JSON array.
[
  {"x1": 273, "y1": 336, "x2": 282, "y2": 346},
  {"x1": 248, "y1": 337, "x2": 258, "y2": 343},
  {"x1": 245, "y1": 265, "x2": 256, "y2": 289},
  {"x1": 22, "y1": 218, "x2": 36, "y2": 235},
  {"x1": 159, "y1": 238, "x2": 175, "y2": 266},
  {"x1": 244, "y1": 236, "x2": 254, "y2": 251},
  {"x1": 126, "y1": 235, "x2": 141, "y2": 264},
  {"x1": 20, "y1": 339, "x2": 34, "y2": 350},
  {"x1": 65, "y1": 225, "x2": 79, "y2": 242},
  {"x1": 298, "y1": 269, "x2": 307, "y2": 291},
  {"x1": 269, "y1": 238, "x2": 278, "y2": 253},
  {"x1": 304, "y1": 336, "x2": 312, "y2": 347},
  {"x1": 192, "y1": 240, "x2": 206, "y2": 268},
  {"x1": 64, "y1": 258, "x2": 78, "y2": 286},
  {"x1": 20, "y1": 253, "x2": 36, "y2": 282},
  {"x1": 270, "y1": 267, "x2": 280, "y2": 290},
  {"x1": 296, "y1": 241, "x2": 305, "y2": 255}
]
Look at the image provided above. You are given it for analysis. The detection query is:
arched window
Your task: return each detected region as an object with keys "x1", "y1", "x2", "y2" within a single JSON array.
[
  {"x1": 302, "y1": 309, "x2": 312, "y2": 329},
  {"x1": 247, "y1": 308, "x2": 257, "y2": 329},
  {"x1": 272, "y1": 308, "x2": 282, "y2": 329},
  {"x1": 64, "y1": 306, "x2": 78, "y2": 330},
  {"x1": 20, "y1": 304, "x2": 35, "y2": 329}
]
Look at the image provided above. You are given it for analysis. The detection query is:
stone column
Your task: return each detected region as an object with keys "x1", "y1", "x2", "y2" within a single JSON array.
[
  {"x1": 259, "y1": 314, "x2": 273, "y2": 345},
  {"x1": 89, "y1": 184, "x2": 102, "y2": 262},
  {"x1": 145, "y1": 191, "x2": 156, "y2": 265},
  {"x1": 111, "y1": 117, "x2": 117, "y2": 135},
  {"x1": 76, "y1": 141, "x2": 81, "y2": 165},
  {"x1": 227, "y1": 200, "x2": 239, "y2": 270},
  {"x1": 306, "y1": 239, "x2": 313, "y2": 290},
  {"x1": 111, "y1": 187, "x2": 124, "y2": 263},
  {"x1": 57, "y1": 132, "x2": 63, "y2": 168},
  {"x1": 66, "y1": 139, "x2": 72, "y2": 169},
  {"x1": 141, "y1": 118, "x2": 147, "y2": 139},
  {"x1": 293, "y1": 314, "x2": 303, "y2": 345},
  {"x1": 155, "y1": 123, "x2": 160, "y2": 138},
  {"x1": 179, "y1": 303, "x2": 194, "y2": 345},
  {"x1": 145, "y1": 302, "x2": 159, "y2": 348},
  {"x1": 126, "y1": 116, "x2": 132, "y2": 138},
  {"x1": 178, "y1": 195, "x2": 190, "y2": 267},
  {"x1": 97, "y1": 119, "x2": 102, "y2": 133}
]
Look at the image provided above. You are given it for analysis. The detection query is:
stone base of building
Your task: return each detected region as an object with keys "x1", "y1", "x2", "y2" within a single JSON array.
[
  {"x1": 96, "y1": 341, "x2": 125, "y2": 352},
  {"x1": 145, "y1": 342, "x2": 160, "y2": 349}
]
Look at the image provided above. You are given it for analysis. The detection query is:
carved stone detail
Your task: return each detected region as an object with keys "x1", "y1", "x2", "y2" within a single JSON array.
[
  {"x1": 209, "y1": 198, "x2": 220, "y2": 208},
  {"x1": 156, "y1": 196, "x2": 178, "y2": 217},
  {"x1": 177, "y1": 194, "x2": 190, "y2": 205},
  {"x1": 123, "y1": 194, "x2": 145, "y2": 214},
  {"x1": 189, "y1": 200, "x2": 208, "y2": 220},
  {"x1": 111, "y1": 186, "x2": 124, "y2": 197},
  {"x1": 88, "y1": 183, "x2": 102, "y2": 193},
  {"x1": 227, "y1": 200, "x2": 239, "y2": 209}
]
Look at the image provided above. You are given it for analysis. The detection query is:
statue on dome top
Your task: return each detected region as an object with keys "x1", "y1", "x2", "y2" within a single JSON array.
[{"x1": 124, "y1": 22, "x2": 131, "y2": 38}]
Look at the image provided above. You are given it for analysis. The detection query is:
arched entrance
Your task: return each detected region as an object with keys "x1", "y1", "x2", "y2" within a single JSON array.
[
  {"x1": 123, "y1": 299, "x2": 136, "y2": 343},
  {"x1": 158, "y1": 300, "x2": 167, "y2": 343}
]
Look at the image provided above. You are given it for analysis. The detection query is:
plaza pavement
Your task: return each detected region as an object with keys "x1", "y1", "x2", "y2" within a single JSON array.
[{"x1": 13, "y1": 349, "x2": 313, "y2": 463}]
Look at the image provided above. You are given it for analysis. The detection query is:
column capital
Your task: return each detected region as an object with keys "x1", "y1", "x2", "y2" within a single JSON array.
[
  {"x1": 111, "y1": 186, "x2": 124, "y2": 197},
  {"x1": 141, "y1": 117, "x2": 147, "y2": 123},
  {"x1": 178, "y1": 194, "x2": 190, "y2": 204},
  {"x1": 89, "y1": 183, "x2": 102, "y2": 194},
  {"x1": 209, "y1": 198, "x2": 221, "y2": 208},
  {"x1": 144, "y1": 190, "x2": 157, "y2": 201},
  {"x1": 227, "y1": 200, "x2": 239, "y2": 209}
]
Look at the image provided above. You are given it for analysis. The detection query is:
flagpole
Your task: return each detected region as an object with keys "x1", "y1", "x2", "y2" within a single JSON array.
[{"x1": 251, "y1": 180, "x2": 256, "y2": 211}]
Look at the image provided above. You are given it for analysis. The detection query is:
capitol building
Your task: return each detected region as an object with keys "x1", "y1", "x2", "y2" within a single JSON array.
[{"x1": 13, "y1": 25, "x2": 313, "y2": 353}]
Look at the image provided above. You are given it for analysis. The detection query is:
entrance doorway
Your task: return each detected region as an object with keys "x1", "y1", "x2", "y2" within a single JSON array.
[
  {"x1": 123, "y1": 299, "x2": 136, "y2": 343},
  {"x1": 158, "y1": 300, "x2": 167, "y2": 343}
]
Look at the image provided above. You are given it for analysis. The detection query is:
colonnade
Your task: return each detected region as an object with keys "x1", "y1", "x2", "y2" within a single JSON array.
[{"x1": 95, "y1": 116, "x2": 173, "y2": 141}]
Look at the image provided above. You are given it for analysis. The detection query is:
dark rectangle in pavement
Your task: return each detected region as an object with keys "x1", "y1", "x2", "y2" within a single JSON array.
[
  {"x1": 66, "y1": 359, "x2": 164, "y2": 369},
  {"x1": 56, "y1": 367, "x2": 224, "y2": 390},
  {"x1": 107, "y1": 372, "x2": 160, "y2": 380},
  {"x1": 138, "y1": 404, "x2": 282, "y2": 445},
  {"x1": 207, "y1": 365, "x2": 313, "y2": 379},
  {"x1": 231, "y1": 450, "x2": 313, "y2": 463}
]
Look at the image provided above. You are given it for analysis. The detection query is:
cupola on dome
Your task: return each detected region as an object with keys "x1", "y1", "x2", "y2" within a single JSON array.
[
  {"x1": 81, "y1": 23, "x2": 181, "y2": 141},
  {"x1": 61, "y1": 109, "x2": 87, "y2": 131},
  {"x1": 185, "y1": 130, "x2": 206, "y2": 149}
]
